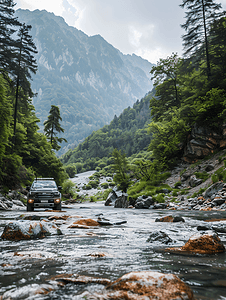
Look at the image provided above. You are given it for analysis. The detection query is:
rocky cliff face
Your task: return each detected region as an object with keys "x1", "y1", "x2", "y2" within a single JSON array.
[
  {"x1": 15, "y1": 9, "x2": 154, "y2": 155},
  {"x1": 183, "y1": 124, "x2": 226, "y2": 163}
]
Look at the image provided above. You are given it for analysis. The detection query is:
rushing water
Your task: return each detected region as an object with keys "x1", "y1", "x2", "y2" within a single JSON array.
[{"x1": 0, "y1": 202, "x2": 226, "y2": 299}]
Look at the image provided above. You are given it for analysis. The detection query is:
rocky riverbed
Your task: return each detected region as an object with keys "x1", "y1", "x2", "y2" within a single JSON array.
[{"x1": 0, "y1": 201, "x2": 226, "y2": 299}]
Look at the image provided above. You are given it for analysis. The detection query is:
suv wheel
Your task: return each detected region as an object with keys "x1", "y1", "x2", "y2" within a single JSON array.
[
  {"x1": 54, "y1": 203, "x2": 61, "y2": 211},
  {"x1": 27, "y1": 204, "x2": 34, "y2": 211}
]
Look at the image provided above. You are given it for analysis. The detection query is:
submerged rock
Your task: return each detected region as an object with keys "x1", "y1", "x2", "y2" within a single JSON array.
[
  {"x1": 1, "y1": 220, "x2": 62, "y2": 240},
  {"x1": 155, "y1": 215, "x2": 185, "y2": 222},
  {"x1": 68, "y1": 218, "x2": 100, "y2": 229},
  {"x1": 97, "y1": 217, "x2": 127, "y2": 226},
  {"x1": 147, "y1": 231, "x2": 173, "y2": 244},
  {"x1": 166, "y1": 231, "x2": 225, "y2": 254}
]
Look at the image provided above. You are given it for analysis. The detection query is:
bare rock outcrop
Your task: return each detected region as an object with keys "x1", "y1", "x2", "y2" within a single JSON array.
[{"x1": 183, "y1": 124, "x2": 226, "y2": 163}]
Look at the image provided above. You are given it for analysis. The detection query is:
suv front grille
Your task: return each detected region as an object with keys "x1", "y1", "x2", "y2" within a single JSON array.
[{"x1": 35, "y1": 193, "x2": 54, "y2": 202}]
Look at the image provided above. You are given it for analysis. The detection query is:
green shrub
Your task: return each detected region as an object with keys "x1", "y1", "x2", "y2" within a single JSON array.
[
  {"x1": 152, "y1": 193, "x2": 165, "y2": 203},
  {"x1": 64, "y1": 164, "x2": 77, "y2": 178},
  {"x1": 89, "y1": 180, "x2": 99, "y2": 188},
  {"x1": 172, "y1": 190, "x2": 178, "y2": 196},
  {"x1": 211, "y1": 174, "x2": 218, "y2": 183},
  {"x1": 191, "y1": 187, "x2": 207, "y2": 198},
  {"x1": 62, "y1": 180, "x2": 76, "y2": 197},
  {"x1": 101, "y1": 182, "x2": 109, "y2": 189},
  {"x1": 83, "y1": 184, "x2": 92, "y2": 190},
  {"x1": 174, "y1": 181, "x2": 181, "y2": 188},
  {"x1": 194, "y1": 171, "x2": 209, "y2": 181},
  {"x1": 156, "y1": 193, "x2": 165, "y2": 203}
]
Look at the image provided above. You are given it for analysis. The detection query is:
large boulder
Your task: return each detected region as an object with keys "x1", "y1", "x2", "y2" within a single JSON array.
[
  {"x1": 167, "y1": 231, "x2": 225, "y2": 254},
  {"x1": 105, "y1": 187, "x2": 128, "y2": 208},
  {"x1": 1, "y1": 220, "x2": 62, "y2": 240},
  {"x1": 114, "y1": 194, "x2": 128, "y2": 208},
  {"x1": 105, "y1": 187, "x2": 123, "y2": 206},
  {"x1": 135, "y1": 196, "x2": 154, "y2": 209},
  {"x1": 203, "y1": 182, "x2": 224, "y2": 199},
  {"x1": 75, "y1": 271, "x2": 195, "y2": 300}
]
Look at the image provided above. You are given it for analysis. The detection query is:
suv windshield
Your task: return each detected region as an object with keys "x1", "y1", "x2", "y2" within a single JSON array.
[{"x1": 32, "y1": 181, "x2": 57, "y2": 189}]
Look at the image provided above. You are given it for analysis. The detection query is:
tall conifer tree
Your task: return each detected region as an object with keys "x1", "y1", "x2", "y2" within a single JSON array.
[
  {"x1": 0, "y1": 0, "x2": 20, "y2": 72},
  {"x1": 12, "y1": 23, "x2": 37, "y2": 147},
  {"x1": 44, "y1": 105, "x2": 67, "y2": 151},
  {"x1": 180, "y1": 0, "x2": 225, "y2": 79}
]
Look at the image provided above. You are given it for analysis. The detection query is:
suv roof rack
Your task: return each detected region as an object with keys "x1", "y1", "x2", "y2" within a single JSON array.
[{"x1": 35, "y1": 178, "x2": 54, "y2": 181}]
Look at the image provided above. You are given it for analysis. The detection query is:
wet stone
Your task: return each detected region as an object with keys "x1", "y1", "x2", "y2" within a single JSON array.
[
  {"x1": 1, "y1": 220, "x2": 62, "y2": 240},
  {"x1": 146, "y1": 230, "x2": 173, "y2": 244},
  {"x1": 78, "y1": 271, "x2": 195, "y2": 300},
  {"x1": 155, "y1": 215, "x2": 185, "y2": 222},
  {"x1": 167, "y1": 231, "x2": 225, "y2": 254}
]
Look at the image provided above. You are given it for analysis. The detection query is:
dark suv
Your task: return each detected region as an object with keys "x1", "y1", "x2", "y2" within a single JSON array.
[{"x1": 27, "y1": 178, "x2": 62, "y2": 211}]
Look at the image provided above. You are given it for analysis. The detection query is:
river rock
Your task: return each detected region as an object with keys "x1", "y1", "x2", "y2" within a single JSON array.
[
  {"x1": 135, "y1": 196, "x2": 154, "y2": 209},
  {"x1": 1, "y1": 220, "x2": 62, "y2": 240},
  {"x1": 68, "y1": 218, "x2": 100, "y2": 229},
  {"x1": 147, "y1": 231, "x2": 173, "y2": 244},
  {"x1": 114, "y1": 194, "x2": 128, "y2": 208},
  {"x1": 77, "y1": 271, "x2": 195, "y2": 300},
  {"x1": 0, "y1": 199, "x2": 9, "y2": 210},
  {"x1": 189, "y1": 175, "x2": 203, "y2": 187},
  {"x1": 166, "y1": 231, "x2": 225, "y2": 254},
  {"x1": 97, "y1": 217, "x2": 127, "y2": 226},
  {"x1": 105, "y1": 187, "x2": 128, "y2": 208},
  {"x1": 151, "y1": 203, "x2": 168, "y2": 209},
  {"x1": 203, "y1": 182, "x2": 224, "y2": 199},
  {"x1": 155, "y1": 215, "x2": 185, "y2": 222}
]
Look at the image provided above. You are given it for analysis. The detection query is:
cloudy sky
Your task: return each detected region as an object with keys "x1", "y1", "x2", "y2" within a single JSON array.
[{"x1": 15, "y1": 0, "x2": 226, "y2": 64}]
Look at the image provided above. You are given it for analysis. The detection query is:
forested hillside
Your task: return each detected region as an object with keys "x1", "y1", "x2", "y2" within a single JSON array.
[
  {"x1": 61, "y1": 1, "x2": 226, "y2": 201},
  {"x1": 15, "y1": 9, "x2": 154, "y2": 155},
  {"x1": 0, "y1": 1, "x2": 67, "y2": 190},
  {"x1": 61, "y1": 91, "x2": 153, "y2": 173}
]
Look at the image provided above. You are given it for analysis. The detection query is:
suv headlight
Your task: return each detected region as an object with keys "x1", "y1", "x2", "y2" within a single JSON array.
[{"x1": 54, "y1": 198, "x2": 61, "y2": 204}]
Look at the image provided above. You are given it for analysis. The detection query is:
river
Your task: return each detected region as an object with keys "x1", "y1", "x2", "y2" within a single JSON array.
[{"x1": 0, "y1": 202, "x2": 226, "y2": 299}]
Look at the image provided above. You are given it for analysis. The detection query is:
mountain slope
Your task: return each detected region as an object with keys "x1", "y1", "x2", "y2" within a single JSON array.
[
  {"x1": 15, "y1": 9, "x2": 154, "y2": 155},
  {"x1": 61, "y1": 91, "x2": 153, "y2": 171}
]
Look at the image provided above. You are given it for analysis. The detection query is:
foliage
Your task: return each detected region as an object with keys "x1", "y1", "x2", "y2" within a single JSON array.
[
  {"x1": 111, "y1": 149, "x2": 130, "y2": 192},
  {"x1": 0, "y1": 6, "x2": 68, "y2": 189},
  {"x1": 150, "y1": 53, "x2": 182, "y2": 120},
  {"x1": 194, "y1": 171, "x2": 209, "y2": 182},
  {"x1": 64, "y1": 163, "x2": 77, "y2": 178},
  {"x1": 44, "y1": 105, "x2": 67, "y2": 150},
  {"x1": 61, "y1": 93, "x2": 153, "y2": 172},
  {"x1": 61, "y1": 180, "x2": 76, "y2": 198},
  {"x1": 180, "y1": 0, "x2": 225, "y2": 79}
]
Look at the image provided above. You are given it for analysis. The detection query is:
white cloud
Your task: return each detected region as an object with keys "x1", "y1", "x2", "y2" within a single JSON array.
[
  {"x1": 15, "y1": 0, "x2": 226, "y2": 64},
  {"x1": 16, "y1": 0, "x2": 64, "y2": 16}
]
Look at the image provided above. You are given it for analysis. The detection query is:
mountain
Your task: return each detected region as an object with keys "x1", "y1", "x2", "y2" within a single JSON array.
[
  {"x1": 15, "y1": 9, "x2": 154, "y2": 155},
  {"x1": 61, "y1": 91, "x2": 154, "y2": 172}
]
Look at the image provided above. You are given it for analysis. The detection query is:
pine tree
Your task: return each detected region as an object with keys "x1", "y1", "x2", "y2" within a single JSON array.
[
  {"x1": 12, "y1": 23, "x2": 38, "y2": 148},
  {"x1": 44, "y1": 105, "x2": 67, "y2": 151},
  {"x1": 180, "y1": 0, "x2": 225, "y2": 79},
  {"x1": 0, "y1": 0, "x2": 20, "y2": 73}
]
